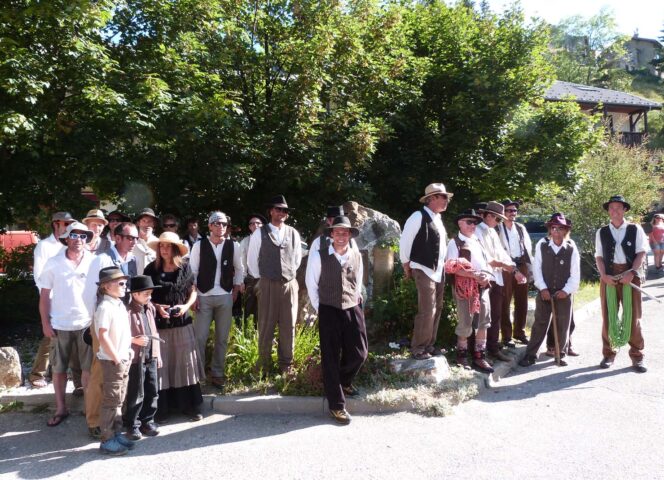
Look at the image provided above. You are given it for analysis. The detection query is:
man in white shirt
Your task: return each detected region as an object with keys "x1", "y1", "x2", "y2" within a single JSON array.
[
  {"x1": 305, "y1": 216, "x2": 366, "y2": 425},
  {"x1": 132, "y1": 208, "x2": 159, "y2": 274},
  {"x1": 476, "y1": 201, "x2": 525, "y2": 362},
  {"x1": 445, "y1": 209, "x2": 494, "y2": 373},
  {"x1": 247, "y1": 195, "x2": 302, "y2": 374},
  {"x1": 38, "y1": 222, "x2": 95, "y2": 427},
  {"x1": 595, "y1": 195, "x2": 649, "y2": 372},
  {"x1": 497, "y1": 199, "x2": 533, "y2": 346},
  {"x1": 239, "y1": 214, "x2": 266, "y2": 322},
  {"x1": 29, "y1": 211, "x2": 73, "y2": 388},
  {"x1": 399, "y1": 183, "x2": 451, "y2": 360},
  {"x1": 520, "y1": 213, "x2": 580, "y2": 367},
  {"x1": 190, "y1": 211, "x2": 244, "y2": 389}
]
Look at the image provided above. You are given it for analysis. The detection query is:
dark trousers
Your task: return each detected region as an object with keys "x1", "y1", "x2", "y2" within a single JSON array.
[
  {"x1": 486, "y1": 282, "x2": 504, "y2": 354},
  {"x1": 123, "y1": 358, "x2": 159, "y2": 429},
  {"x1": 318, "y1": 303, "x2": 368, "y2": 411},
  {"x1": 501, "y1": 264, "x2": 529, "y2": 341},
  {"x1": 526, "y1": 294, "x2": 572, "y2": 358},
  {"x1": 244, "y1": 276, "x2": 259, "y2": 322},
  {"x1": 547, "y1": 315, "x2": 575, "y2": 351}
]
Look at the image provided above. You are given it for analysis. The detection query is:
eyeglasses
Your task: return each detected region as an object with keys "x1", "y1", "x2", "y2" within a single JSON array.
[
  {"x1": 210, "y1": 221, "x2": 228, "y2": 227},
  {"x1": 163, "y1": 223, "x2": 177, "y2": 228},
  {"x1": 489, "y1": 213, "x2": 503, "y2": 223},
  {"x1": 550, "y1": 226, "x2": 566, "y2": 232},
  {"x1": 69, "y1": 232, "x2": 88, "y2": 240},
  {"x1": 249, "y1": 221, "x2": 262, "y2": 226},
  {"x1": 463, "y1": 220, "x2": 478, "y2": 225},
  {"x1": 505, "y1": 208, "x2": 518, "y2": 213},
  {"x1": 119, "y1": 234, "x2": 138, "y2": 241},
  {"x1": 117, "y1": 281, "x2": 127, "y2": 287}
]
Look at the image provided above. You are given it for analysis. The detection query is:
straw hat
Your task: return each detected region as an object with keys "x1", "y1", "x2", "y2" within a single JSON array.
[
  {"x1": 83, "y1": 209, "x2": 108, "y2": 226},
  {"x1": 147, "y1": 231, "x2": 189, "y2": 256},
  {"x1": 419, "y1": 183, "x2": 454, "y2": 204}
]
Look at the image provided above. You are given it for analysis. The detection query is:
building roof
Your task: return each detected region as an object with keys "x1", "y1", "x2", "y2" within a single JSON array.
[
  {"x1": 544, "y1": 81, "x2": 661, "y2": 114},
  {"x1": 628, "y1": 35, "x2": 662, "y2": 48}
]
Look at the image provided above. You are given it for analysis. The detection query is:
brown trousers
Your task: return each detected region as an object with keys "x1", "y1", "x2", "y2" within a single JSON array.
[
  {"x1": 600, "y1": 264, "x2": 644, "y2": 361},
  {"x1": 501, "y1": 264, "x2": 529, "y2": 341},
  {"x1": 100, "y1": 359, "x2": 130, "y2": 441},
  {"x1": 85, "y1": 327, "x2": 103, "y2": 428},
  {"x1": 256, "y1": 277, "x2": 298, "y2": 371},
  {"x1": 410, "y1": 269, "x2": 445, "y2": 355}
]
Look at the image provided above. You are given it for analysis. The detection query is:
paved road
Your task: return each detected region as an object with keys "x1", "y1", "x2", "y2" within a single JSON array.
[{"x1": 2, "y1": 269, "x2": 664, "y2": 480}]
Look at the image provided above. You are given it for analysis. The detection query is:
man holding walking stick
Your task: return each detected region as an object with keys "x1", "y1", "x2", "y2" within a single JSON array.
[{"x1": 519, "y1": 213, "x2": 579, "y2": 368}]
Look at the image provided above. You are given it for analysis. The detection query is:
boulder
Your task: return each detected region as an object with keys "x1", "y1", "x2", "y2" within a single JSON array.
[
  {"x1": 0, "y1": 347, "x2": 22, "y2": 389},
  {"x1": 388, "y1": 356, "x2": 451, "y2": 384}
]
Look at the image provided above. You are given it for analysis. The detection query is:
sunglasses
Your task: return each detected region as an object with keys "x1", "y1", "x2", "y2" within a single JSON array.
[
  {"x1": 69, "y1": 232, "x2": 88, "y2": 240},
  {"x1": 505, "y1": 208, "x2": 518, "y2": 213},
  {"x1": 489, "y1": 213, "x2": 503, "y2": 223},
  {"x1": 116, "y1": 281, "x2": 127, "y2": 287},
  {"x1": 463, "y1": 220, "x2": 478, "y2": 225},
  {"x1": 119, "y1": 234, "x2": 138, "y2": 241},
  {"x1": 163, "y1": 223, "x2": 178, "y2": 228},
  {"x1": 210, "y1": 221, "x2": 228, "y2": 227},
  {"x1": 273, "y1": 207, "x2": 289, "y2": 213},
  {"x1": 108, "y1": 218, "x2": 122, "y2": 223}
]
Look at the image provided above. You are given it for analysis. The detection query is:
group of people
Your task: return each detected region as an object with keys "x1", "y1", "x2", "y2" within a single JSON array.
[
  {"x1": 30, "y1": 186, "x2": 652, "y2": 451},
  {"x1": 400, "y1": 185, "x2": 649, "y2": 375}
]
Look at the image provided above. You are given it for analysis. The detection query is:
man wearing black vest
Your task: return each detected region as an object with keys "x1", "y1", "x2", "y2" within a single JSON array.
[
  {"x1": 400, "y1": 183, "x2": 451, "y2": 360},
  {"x1": 247, "y1": 195, "x2": 303, "y2": 374},
  {"x1": 520, "y1": 213, "x2": 580, "y2": 367},
  {"x1": 190, "y1": 211, "x2": 244, "y2": 389},
  {"x1": 498, "y1": 199, "x2": 533, "y2": 346},
  {"x1": 306, "y1": 216, "x2": 367, "y2": 425},
  {"x1": 595, "y1": 195, "x2": 648, "y2": 373}
]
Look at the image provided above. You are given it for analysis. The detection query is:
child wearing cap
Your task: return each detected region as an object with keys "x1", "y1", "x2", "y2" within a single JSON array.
[{"x1": 95, "y1": 266, "x2": 135, "y2": 456}]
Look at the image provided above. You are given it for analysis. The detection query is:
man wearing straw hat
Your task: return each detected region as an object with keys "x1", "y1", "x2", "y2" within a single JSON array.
[
  {"x1": 399, "y1": 183, "x2": 452, "y2": 360},
  {"x1": 247, "y1": 195, "x2": 303, "y2": 374},
  {"x1": 83, "y1": 209, "x2": 112, "y2": 256},
  {"x1": 595, "y1": 195, "x2": 649, "y2": 373},
  {"x1": 306, "y1": 216, "x2": 367, "y2": 425},
  {"x1": 38, "y1": 221, "x2": 95, "y2": 427},
  {"x1": 519, "y1": 213, "x2": 579, "y2": 367}
]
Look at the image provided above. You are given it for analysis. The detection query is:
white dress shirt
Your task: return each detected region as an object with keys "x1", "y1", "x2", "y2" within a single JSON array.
[
  {"x1": 132, "y1": 234, "x2": 158, "y2": 275},
  {"x1": 95, "y1": 294, "x2": 132, "y2": 361},
  {"x1": 533, "y1": 238, "x2": 580, "y2": 295},
  {"x1": 399, "y1": 206, "x2": 447, "y2": 283},
  {"x1": 246, "y1": 224, "x2": 302, "y2": 279},
  {"x1": 498, "y1": 222, "x2": 533, "y2": 259},
  {"x1": 476, "y1": 222, "x2": 514, "y2": 287},
  {"x1": 305, "y1": 245, "x2": 364, "y2": 312},
  {"x1": 189, "y1": 237, "x2": 244, "y2": 296},
  {"x1": 594, "y1": 221, "x2": 649, "y2": 263},
  {"x1": 33, "y1": 234, "x2": 64, "y2": 291},
  {"x1": 446, "y1": 232, "x2": 490, "y2": 274}
]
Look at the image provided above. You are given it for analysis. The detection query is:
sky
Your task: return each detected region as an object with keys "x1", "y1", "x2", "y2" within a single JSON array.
[{"x1": 484, "y1": 0, "x2": 663, "y2": 41}]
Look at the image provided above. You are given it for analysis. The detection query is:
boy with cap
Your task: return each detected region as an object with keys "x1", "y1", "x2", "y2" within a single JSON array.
[{"x1": 306, "y1": 216, "x2": 367, "y2": 425}]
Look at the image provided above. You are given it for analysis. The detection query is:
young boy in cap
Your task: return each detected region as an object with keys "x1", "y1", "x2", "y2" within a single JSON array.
[
  {"x1": 123, "y1": 275, "x2": 162, "y2": 439},
  {"x1": 305, "y1": 216, "x2": 367, "y2": 424},
  {"x1": 95, "y1": 266, "x2": 135, "y2": 455},
  {"x1": 520, "y1": 213, "x2": 579, "y2": 367}
]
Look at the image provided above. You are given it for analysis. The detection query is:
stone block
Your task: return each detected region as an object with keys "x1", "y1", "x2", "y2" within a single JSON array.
[
  {"x1": 388, "y1": 356, "x2": 451, "y2": 384},
  {"x1": 0, "y1": 347, "x2": 22, "y2": 389}
]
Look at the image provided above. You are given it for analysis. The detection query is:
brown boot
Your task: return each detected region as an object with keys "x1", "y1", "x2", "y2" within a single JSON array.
[
  {"x1": 472, "y1": 350, "x2": 495, "y2": 374},
  {"x1": 456, "y1": 349, "x2": 470, "y2": 369}
]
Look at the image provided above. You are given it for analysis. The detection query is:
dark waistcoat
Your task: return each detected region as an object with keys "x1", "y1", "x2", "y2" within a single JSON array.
[
  {"x1": 319, "y1": 247, "x2": 361, "y2": 310},
  {"x1": 599, "y1": 224, "x2": 637, "y2": 275},
  {"x1": 197, "y1": 237, "x2": 234, "y2": 293},
  {"x1": 258, "y1": 225, "x2": 298, "y2": 281},
  {"x1": 410, "y1": 208, "x2": 443, "y2": 270},
  {"x1": 540, "y1": 239, "x2": 574, "y2": 291}
]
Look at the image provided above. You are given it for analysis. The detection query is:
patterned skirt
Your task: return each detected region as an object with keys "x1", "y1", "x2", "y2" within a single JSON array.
[{"x1": 158, "y1": 324, "x2": 205, "y2": 390}]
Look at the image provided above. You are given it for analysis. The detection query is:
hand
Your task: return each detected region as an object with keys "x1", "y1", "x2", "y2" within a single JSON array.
[
  {"x1": 172, "y1": 305, "x2": 186, "y2": 317},
  {"x1": 555, "y1": 290, "x2": 568, "y2": 299},
  {"x1": 43, "y1": 324, "x2": 56, "y2": 338},
  {"x1": 601, "y1": 274, "x2": 618, "y2": 286},
  {"x1": 619, "y1": 271, "x2": 635, "y2": 285},
  {"x1": 403, "y1": 262, "x2": 412, "y2": 280},
  {"x1": 193, "y1": 298, "x2": 200, "y2": 312},
  {"x1": 515, "y1": 271, "x2": 527, "y2": 284},
  {"x1": 238, "y1": 283, "x2": 246, "y2": 294},
  {"x1": 155, "y1": 304, "x2": 169, "y2": 318},
  {"x1": 157, "y1": 356, "x2": 163, "y2": 369},
  {"x1": 540, "y1": 289, "x2": 551, "y2": 301},
  {"x1": 132, "y1": 335, "x2": 149, "y2": 347}
]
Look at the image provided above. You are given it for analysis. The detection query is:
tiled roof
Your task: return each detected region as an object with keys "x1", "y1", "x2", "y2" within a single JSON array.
[{"x1": 544, "y1": 81, "x2": 661, "y2": 110}]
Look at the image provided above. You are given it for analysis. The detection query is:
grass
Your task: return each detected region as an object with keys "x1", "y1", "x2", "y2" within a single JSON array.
[
  {"x1": 0, "y1": 401, "x2": 24, "y2": 413},
  {"x1": 575, "y1": 281, "x2": 600, "y2": 309}
]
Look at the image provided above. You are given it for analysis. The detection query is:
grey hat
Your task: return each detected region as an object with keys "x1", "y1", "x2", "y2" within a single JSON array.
[
  {"x1": 479, "y1": 201, "x2": 507, "y2": 220},
  {"x1": 51, "y1": 211, "x2": 74, "y2": 222},
  {"x1": 208, "y1": 211, "x2": 228, "y2": 224},
  {"x1": 136, "y1": 208, "x2": 158, "y2": 220},
  {"x1": 324, "y1": 216, "x2": 360, "y2": 237}
]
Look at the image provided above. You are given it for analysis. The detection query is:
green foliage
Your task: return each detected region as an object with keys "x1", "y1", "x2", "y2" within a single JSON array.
[
  {"x1": 555, "y1": 140, "x2": 662, "y2": 269},
  {"x1": 224, "y1": 319, "x2": 261, "y2": 382},
  {"x1": 0, "y1": 401, "x2": 24, "y2": 413},
  {"x1": 0, "y1": 243, "x2": 35, "y2": 280}
]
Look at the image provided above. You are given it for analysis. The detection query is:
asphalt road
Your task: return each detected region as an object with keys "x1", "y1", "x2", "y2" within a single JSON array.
[{"x1": 2, "y1": 269, "x2": 664, "y2": 480}]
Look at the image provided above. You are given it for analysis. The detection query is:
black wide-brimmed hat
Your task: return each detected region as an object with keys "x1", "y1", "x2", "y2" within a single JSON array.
[
  {"x1": 603, "y1": 195, "x2": 631, "y2": 211},
  {"x1": 479, "y1": 201, "x2": 507, "y2": 220},
  {"x1": 455, "y1": 209, "x2": 483, "y2": 223},
  {"x1": 107, "y1": 210, "x2": 132, "y2": 222},
  {"x1": 502, "y1": 199, "x2": 521, "y2": 208},
  {"x1": 247, "y1": 213, "x2": 268, "y2": 225},
  {"x1": 266, "y1": 195, "x2": 292, "y2": 211},
  {"x1": 545, "y1": 212, "x2": 572, "y2": 229},
  {"x1": 129, "y1": 275, "x2": 162, "y2": 293},
  {"x1": 473, "y1": 202, "x2": 488, "y2": 212},
  {"x1": 97, "y1": 266, "x2": 129, "y2": 286},
  {"x1": 324, "y1": 216, "x2": 360, "y2": 237},
  {"x1": 326, "y1": 206, "x2": 344, "y2": 218}
]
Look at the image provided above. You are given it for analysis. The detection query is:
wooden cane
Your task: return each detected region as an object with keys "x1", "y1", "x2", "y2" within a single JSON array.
[{"x1": 549, "y1": 295, "x2": 561, "y2": 366}]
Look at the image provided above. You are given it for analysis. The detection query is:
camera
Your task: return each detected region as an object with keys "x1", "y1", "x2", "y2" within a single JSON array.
[{"x1": 168, "y1": 306, "x2": 181, "y2": 316}]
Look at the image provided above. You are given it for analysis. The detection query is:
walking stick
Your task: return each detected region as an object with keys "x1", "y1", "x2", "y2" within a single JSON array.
[{"x1": 549, "y1": 295, "x2": 561, "y2": 366}]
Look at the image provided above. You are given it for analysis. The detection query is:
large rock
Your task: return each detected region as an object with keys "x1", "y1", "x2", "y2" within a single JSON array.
[
  {"x1": 388, "y1": 356, "x2": 451, "y2": 384},
  {"x1": 0, "y1": 347, "x2": 22, "y2": 389}
]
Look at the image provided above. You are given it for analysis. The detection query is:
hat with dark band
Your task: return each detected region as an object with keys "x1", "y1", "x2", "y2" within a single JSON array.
[
  {"x1": 147, "y1": 231, "x2": 189, "y2": 257},
  {"x1": 603, "y1": 195, "x2": 631, "y2": 211},
  {"x1": 83, "y1": 209, "x2": 108, "y2": 226},
  {"x1": 455, "y1": 209, "x2": 483, "y2": 223},
  {"x1": 97, "y1": 266, "x2": 129, "y2": 286},
  {"x1": 266, "y1": 195, "x2": 292, "y2": 211},
  {"x1": 545, "y1": 212, "x2": 572, "y2": 229},
  {"x1": 324, "y1": 216, "x2": 360, "y2": 237},
  {"x1": 136, "y1": 208, "x2": 158, "y2": 220},
  {"x1": 502, "y1": 199, "x2": 521, "y2": 208},
  {"x1": 419, "y1": 183, "x2": 454, "y2": 204},
  {"x1": 479, "y1": 201, "x2": 507, "y2": 221},
  {"x1": 129, "y1": 275, "x2": 162, "y2": 293}
]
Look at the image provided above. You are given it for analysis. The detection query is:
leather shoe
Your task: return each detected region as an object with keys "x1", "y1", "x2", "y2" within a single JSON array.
[
  {"x1": 566, "y1": 347, "x2": 580, "y2": 357},
  {"x1": 429, "y1": 347, "x2": 446, "y2": 357},
  {"x1": 489, "y1": 350, "x2": 512, "y2": 362},
  {"x1": 412, "y1": 352, "x2": 432, "y2": 360},
  {"x1": 329, "y1": 409, "x2": 352, "y2": 425},
  {"x1": 632, "y1": 360, "x2": 647, "y2": 373},
  {"x1": 599, "y1": 357, "x2": 614, "y2": 369},
  {"x1": 556, "y1": 358, "x2": 568, "y2": 367},
  {"x1": 140, "y1": 422, "x2": 160, "y2": 437},
  {"x1": 518, "y1": 355, "x2": 536, "y2": 367},
  {"x1": 514, "y1": 335, "x2": 529, "y2": 345},
  {"x1": 342, "y1": 384, "x2": 360, "y2": 397},
  {"x1": 503, "y1": 340, "x2": 516, "y2": 349}
]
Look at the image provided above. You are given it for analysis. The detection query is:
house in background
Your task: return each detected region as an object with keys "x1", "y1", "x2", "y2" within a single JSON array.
[
  {"x1": 544, "y1": 80, "x2": 661, "y2": 146},
  {"x1": 620, "y1": 34, "x2": 662, "y2": 77}
]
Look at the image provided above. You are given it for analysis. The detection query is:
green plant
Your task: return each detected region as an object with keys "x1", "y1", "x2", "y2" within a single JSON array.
[
  {"x1": 225, "y1": 317, "x2": 261, "y2": 383},
  {"x1": 0, "y1": 401, "x2": 24, "y2": 413}
]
